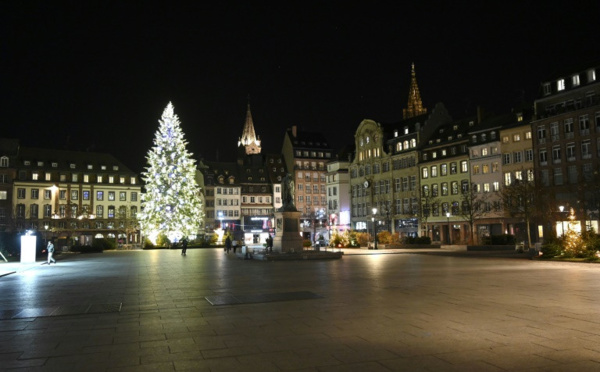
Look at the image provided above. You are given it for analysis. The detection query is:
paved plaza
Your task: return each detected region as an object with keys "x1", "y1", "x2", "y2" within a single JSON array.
[{"x1": 1, "y1": 248, "x2": 600, "y2": 371}]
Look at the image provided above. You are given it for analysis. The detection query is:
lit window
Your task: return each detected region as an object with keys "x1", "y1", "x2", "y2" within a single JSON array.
[
  {"x1": 572, "y1": 74, "x2": 580, "y2": 87},
  {"x1": 32, "y1": 173, "x2": 39, "y2": 180},
  {"x1": 97, "y1": 175, "x2": 103, "y2": 183},
  {"x1": 557, "y1": 78, "x2": 565, "y2": 91},
  {"x1": 588, "y1": 69, "x2": 596, "y2": 82}
]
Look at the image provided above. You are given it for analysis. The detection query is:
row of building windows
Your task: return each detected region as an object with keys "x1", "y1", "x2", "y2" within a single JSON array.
[
  {"x1": 297, "y1": 184, "x2": 326, "y2": 194},
  {"x1": 241, "y1": 196, "x2": 271, "y2": 204},
  {"x1": 296, "y1": 172, "x2": 326, "y2": 183},
  {"x1": 216, "y1": 187, "x2": 239, "y2": 195},
  {"x1": 14, "y1": 188, "x2": 138, "y2": 202},
  {"x1": 294, "y1": 150, "x2": 331, "y2": 158},
  {"x1": 422, "y1": 180, "x2": 470, "y2": 197},
  {"x1": 538, "y1": 139, "x2": 598, "y2": 164},
  {"x1": 14, "y1": 204, "x2": 137, "y2": 219},
  {"x1": 421, "y1": 161, "x2": 469, "y2": 178},
  {"x1": 21, "y1": 172, "x2": 136, "y2": 184},
  {"x1": 295, "y1": 161, "x2": 325, "y2": 170},
  {"x1": 297, "y1": 196, "x2": 326, "y2": 205},
  {"x1": 537, "y1": 113, "x2": 600, "y2": 142},
  {"x1": 539, "y1": 164, "x2": 597, "y2": 186}
]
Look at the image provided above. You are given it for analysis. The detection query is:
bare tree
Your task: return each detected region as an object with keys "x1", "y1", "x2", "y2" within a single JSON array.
[
  {"x1": 498, "y1": 179, "x2": 541, "y2": 248},
  {"x1": 418, "y1": 191, "x2": 440, "y2": 239},
  {"x1": 456, "y1": 186, "x2": 493, "y2": 244}
]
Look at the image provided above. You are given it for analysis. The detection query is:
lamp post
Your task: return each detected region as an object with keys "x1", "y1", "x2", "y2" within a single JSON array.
[
  {"x1": 446, "y1": 212, "x2": 452, "y2": 245},
  {"x1": 559, "y1": 205, "x2": 566, "y2": 236},
  {"x1": 44, "y1": 223, "x2": 49, "y2": 246},
  {"x1": 372, "y1": 207, "x2": 378, "y2": 250}
]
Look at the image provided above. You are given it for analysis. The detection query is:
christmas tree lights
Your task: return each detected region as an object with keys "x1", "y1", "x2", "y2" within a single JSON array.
[{"x1": 138, "y1": 102, "x2": 203, "y2": 244}]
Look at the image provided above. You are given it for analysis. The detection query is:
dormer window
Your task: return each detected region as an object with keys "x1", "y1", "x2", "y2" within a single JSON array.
[
  {"x1": 572, "y1": 74, "x2": 580, "y2": 87},
  {"x1": 37, "y1": 161, "x2": 43, "y2": 166},
  {"x1": 24, "y1": 161, "x2": 31, "y2": 166},
  {"x1": 70, "y1": 163, "x2": 76, "y2": 169},
  {"x1": 101, "y1": 165, "x2": 107, "y2": 170},
  {"x1": 588, "y1": 69, "x2": 596, "y2": 82},
  {"x1": 557, "y1": 78, "x2": 565, "y2": 91},
  {"x1": 52, "y1": 162, "x2": 58, "y2": 168},
  {"x1": 0, "y1": 156, "x2": 8, "y2": 167},
  {"x1": 113, "y1": 165, "x2": 119, "y2": 171},
  {"x1": 404, "y1": 127, "x2": 409, "y2": 134},
  {"x1": 543, "y1": 83, "x2": 551, "y2": 95},
  {"x1": 87, "y1": 164, "x2": 93, "y2": 170}
]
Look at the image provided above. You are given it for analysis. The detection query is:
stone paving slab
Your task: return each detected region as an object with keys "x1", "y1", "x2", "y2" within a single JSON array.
[{"x1": 1, "y1": 249, "x2": 600, "y2": 371}]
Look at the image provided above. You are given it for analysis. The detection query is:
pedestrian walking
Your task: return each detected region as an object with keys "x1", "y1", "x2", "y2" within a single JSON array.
[
  {"x1": 181, "y1": 238, "x2": 188, "y2": 255},
  {"x1": 266, "y1": 235, "x2": 273, "y2": 253},
  {"x1": 232, "y1": 239, "x2": 238, "y2": 253},
  {"x1": 225, "y1": 235, "x2": 232, "y2": 253},
  {"x1": 46, "y1": 241, "x2": 56, "y2": 265}
]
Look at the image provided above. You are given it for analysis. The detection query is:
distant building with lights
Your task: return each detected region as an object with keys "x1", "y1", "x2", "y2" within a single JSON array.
[
  {"x1": 281, "y1": 125, "x2": 333, "y2": 242},
  {"x1": 532, "y1": 63, "x2": 600, "y2": 235},
  {"x1": 349, "y1": 64, "x2": 452, "y2": 240},
  {"x1": 199, "y1": 101, "x2": 286, "y2": 246},
  {"x1": 326, "y1": 152, "x2": 352, "y2": 236},
  {"x1": 0, "y1": 141, "x2": 142, "y2": 249}
]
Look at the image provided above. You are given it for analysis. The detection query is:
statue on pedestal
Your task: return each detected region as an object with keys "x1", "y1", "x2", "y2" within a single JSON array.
[{"x1": 280, "y1": 173, "x2": 297, "y2": 212}]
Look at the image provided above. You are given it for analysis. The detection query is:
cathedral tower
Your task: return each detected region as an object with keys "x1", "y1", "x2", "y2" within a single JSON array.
[
  {"x1": 403, "y1": 63, "x2": 427, "y2": 120},
  {"x1": 238, "y1": 99, "x2": 262, "y2": 155}
]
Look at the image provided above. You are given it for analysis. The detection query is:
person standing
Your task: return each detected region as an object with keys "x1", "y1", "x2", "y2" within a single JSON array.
[
  {"x1": 181, "y1": 238, "x2": 188, "y2": 255},
  {"x1": 225, "y1": 235, "x2": 232, "y2": 253},
  {"x1": 47, "y1": 241, "x2": 56, "y2": 265}
]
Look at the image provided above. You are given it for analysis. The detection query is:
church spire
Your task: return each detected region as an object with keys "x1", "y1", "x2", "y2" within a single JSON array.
[
  {"x1": 403, "y1": 63, "x2": 427, "y2": 120},
  {"x1": 238, "y1": 97, "x2": 262, "y2": 155}
]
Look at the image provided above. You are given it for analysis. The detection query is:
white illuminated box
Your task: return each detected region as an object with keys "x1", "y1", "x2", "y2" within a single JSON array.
[{"x1": 20, "y1": 235, "x2": 37, "y2": 263}]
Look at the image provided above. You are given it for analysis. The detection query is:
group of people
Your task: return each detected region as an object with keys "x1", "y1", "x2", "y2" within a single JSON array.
[{"x1": 224, "y1": 235, "x2": 239, "y2": 253}]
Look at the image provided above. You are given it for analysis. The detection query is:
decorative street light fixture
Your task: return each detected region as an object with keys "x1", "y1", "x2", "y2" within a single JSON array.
[
  {"x1": 372, "y1": 207, "x2": 378, "y2": 250},
  {"x1": 446, "y1": 212, "x2": 452, "y2": 245},
  {"x1": 559, "y1": 205, "x2": 566, "y2": 236}
]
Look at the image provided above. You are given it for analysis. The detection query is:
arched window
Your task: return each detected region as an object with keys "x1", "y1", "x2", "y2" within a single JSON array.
[{"x1": 0, "y1": 156, "x2": 8, "y2": 167}]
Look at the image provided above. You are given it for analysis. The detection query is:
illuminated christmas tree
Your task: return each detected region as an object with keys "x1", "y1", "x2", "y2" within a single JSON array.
[
  {"x1": 563, "y1": 207, "x2": 585, "y2": 257},
  {"x1": 139, "y1": 102, "x2": 203, "y2": 244}
]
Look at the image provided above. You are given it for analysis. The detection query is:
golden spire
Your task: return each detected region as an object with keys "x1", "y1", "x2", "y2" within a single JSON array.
[
  {"x1": 403, "y1": 63, "x2": 427, "y2": 120},
  {"x1": 238, "y1": 97, "x2": 262, "y2": 155}
]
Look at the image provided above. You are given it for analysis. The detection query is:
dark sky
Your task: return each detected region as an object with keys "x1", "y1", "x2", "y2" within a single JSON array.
[{"x1": 3, "y1": 1, "x2": 600, "y2": 173}]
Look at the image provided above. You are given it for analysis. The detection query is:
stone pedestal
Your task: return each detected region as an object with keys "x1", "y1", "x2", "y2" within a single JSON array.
[{"x1": 273, "y1": 211, "x2": 303, "y2": 253}]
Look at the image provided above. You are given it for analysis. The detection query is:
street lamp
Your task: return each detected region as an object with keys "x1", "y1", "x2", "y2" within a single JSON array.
[
  {"x1": 446, "y1": 212, "x2": 452, "y2": 245},
  {"x1": 559, "y1": 205, "x2": 566, "y2": 236},
  {"x1": 44, "y1": 224, "x2": 49, "y2": 246},
  {"x1": 372, "y1": 207, "x2": 378, "y2": 250}
]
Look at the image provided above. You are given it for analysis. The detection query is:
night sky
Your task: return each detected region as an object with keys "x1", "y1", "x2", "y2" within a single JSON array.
[{"x1": 3, "y1": 2, "x2": 600, "y2": 173}]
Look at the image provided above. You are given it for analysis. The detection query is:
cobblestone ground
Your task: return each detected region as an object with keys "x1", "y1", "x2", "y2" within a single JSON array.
[{"x1": 1, "y1": 249, "x2": 600, "y2": 371}]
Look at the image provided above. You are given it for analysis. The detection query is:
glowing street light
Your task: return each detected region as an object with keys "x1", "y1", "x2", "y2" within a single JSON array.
[
  {"x1": 559, "y1": 205, "x2": 566, "y2": 236},
  {"x1": 446, "y1": 212, "x2": 452, "y2": 245},
  {"x1": 372, "y1": 207, "x2": 378, "y2": 250}
]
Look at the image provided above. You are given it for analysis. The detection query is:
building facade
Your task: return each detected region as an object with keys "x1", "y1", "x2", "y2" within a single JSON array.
[
  {"x1": 281, "y1": 125, "x2": 333, "y2": 242},
  {"x1": 8, "y1": 146, "x2": 141, "y2": 248},
  {"x1": 532, "y1": 64, "x2": 600, "y2": 233}
]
